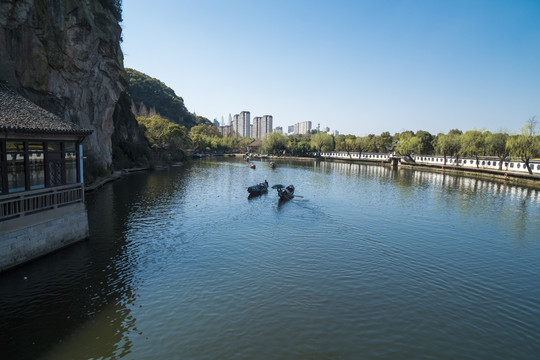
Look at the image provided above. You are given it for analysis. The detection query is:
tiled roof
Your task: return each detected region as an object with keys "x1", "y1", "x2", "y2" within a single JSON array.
[
  {"x1": 0, "y1": 83, "x2": 92, "y2": 136},
  {"x1": 248, "y1": 139, "x2": 263, "y2": 147}
]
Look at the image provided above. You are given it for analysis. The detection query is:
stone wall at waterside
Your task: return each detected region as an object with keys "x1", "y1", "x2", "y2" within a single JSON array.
[{"x1": 0, "y1": 203, "x2": 89, "y2": 272}]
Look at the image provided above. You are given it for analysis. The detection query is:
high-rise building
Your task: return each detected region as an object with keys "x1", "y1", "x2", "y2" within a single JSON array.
[
  {"x1": 218, "y1": 125, "x2": 233, "y2": 137},
  {"x1": 288, "y1": 125, "x2": 294, "y2": 134},
  {"x1": 238, "y1": 111, "x2": 250, "y2": 138},
  {"x1": 261, "y1": 115, "x2": 273, "y2": 139},
  {"x1": 290, "y1": 121, "x2": 311, "y2": 135},
  {"x1": 252, "y1": 116, "x2": 261, "y2": 138},
  {"x1": 232, "y1": 114, "x2": 240, "y2": 137}
]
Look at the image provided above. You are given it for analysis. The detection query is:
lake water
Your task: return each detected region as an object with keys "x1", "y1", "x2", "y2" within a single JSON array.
[{"x1": 1, "y1": 157, "x2": 539, "y2": 359}]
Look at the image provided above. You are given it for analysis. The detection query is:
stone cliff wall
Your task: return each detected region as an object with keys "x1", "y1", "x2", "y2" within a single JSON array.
[{"x1": 0, "y1": 0, "x2": 126, "y2": 167}]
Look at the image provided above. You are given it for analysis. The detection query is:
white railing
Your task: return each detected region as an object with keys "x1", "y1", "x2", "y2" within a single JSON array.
[
  {"x1": 318, "y1": 152, "x2": 540, "y2": 175},
  {"x1": 0, "y1": 184, "x2": 84, "y2": 221}
]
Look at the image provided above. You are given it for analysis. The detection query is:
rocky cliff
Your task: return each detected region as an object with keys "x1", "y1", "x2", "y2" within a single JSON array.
[{"x1": 0, "y1": 0, "x2": 125, "y2": 167}]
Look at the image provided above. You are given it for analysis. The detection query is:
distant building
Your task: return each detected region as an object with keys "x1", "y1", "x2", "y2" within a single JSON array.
[
  {"x1": 232, "y1": 114, "x2": 239, "y2": 137},
  {"x1": 331, "y1": 130, "x2": 339, "y2": 136},
  {"x1": 288, "y1": 125, "x2": 294, "y2": 134},
  {"x1": 218, "y1": 125, "x2": 232, "y2": 137},
  {"x1": 290, "y1": 121, "x2": 311, "y2": 135},
  {"x1": 261, "y1": 115, "x2": 273, "y2": 139},
  {"x1": 274, "y1": 126, "x2": 283, "y2": 133},
  {"x1": 252, "y1": 116, "x2": 261, "y2": 138},
  {"x1": 251, "y1": 115, "x2": 273, "y2": 139},
  {"x1": 240, "y1": 111, "x2": 250, "y2": 138},
  {"x1": 213, "y1": 118, "x2": 219, "y2": 127}
]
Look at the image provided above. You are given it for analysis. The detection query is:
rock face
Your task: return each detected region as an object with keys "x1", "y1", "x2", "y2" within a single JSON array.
[{"x1": 0, "y1": 0, "x2": 125, "y2": 167}]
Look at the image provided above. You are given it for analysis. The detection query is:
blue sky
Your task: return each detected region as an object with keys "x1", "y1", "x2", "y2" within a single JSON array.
[{"x1": 121, "y1": 0, "x2": 540, "y2": 136}]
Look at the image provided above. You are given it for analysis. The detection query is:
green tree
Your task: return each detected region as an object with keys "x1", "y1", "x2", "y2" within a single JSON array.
[
  {"x1": 447, "y1": 129, "x2": 463, "y2": 164},
  {"x1": 263, "y1": 131, "x2": 289, "y2": 155},
  {"x1": 395, "y1": 131, "x2": 416, "y2": 157},
  {"x1": 506, "y1": 117, "x2": 540, "y2": 174},
  {"x1": 335, "y1": 135, "x2": 357, "y2": 158},
  {"x1": 414, "y1": 130, "x2": 434, "y2": 154},
  {"x1": 355, "y1": 136, "x2": 370, "y2": 156},
  {"x1": 287, "y1": 137, "x2": 312, "y2": 156},
  {"x1": 137, "y1": 115, "x2": 190, "y2": 162},
  {"x1": 434, "y1": 130, "x2": 462, "y2": 164},
  {"x1": 375, "y1": 131, "x2": 393, "y2": 152},
  {"x1": 486, "y1": 132, "x2": 509, "y2": 170},
  {"x1": 460, "y1": 130, "x2": 486, "y2": 168},
  {"x1": 311, "y1": 132, "x2": 334, "y2": 156}
]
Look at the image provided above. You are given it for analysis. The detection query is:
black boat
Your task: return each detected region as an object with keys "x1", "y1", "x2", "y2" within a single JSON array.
[
  {"x1": 272, "y1": 184, "x2": 294, "y2": 200},
  {"x1": 247, "y1": 180, "x2": 269, "y2": 195}
]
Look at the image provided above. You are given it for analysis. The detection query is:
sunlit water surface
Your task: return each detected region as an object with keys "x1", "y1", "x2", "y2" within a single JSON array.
[{"x1": 1, "y1": 157, "x2": 539, "y2": 359}]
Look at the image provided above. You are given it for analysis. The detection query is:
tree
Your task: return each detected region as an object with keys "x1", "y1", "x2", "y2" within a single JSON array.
[
  {"x1": 189, "y1": 124, "x2": 222, "y2": 152},
  {"x1": 287, "y1": 137, "x2": 312, "y2": 156},
  {"x1": 137, "y1": 115, "x2": 190, "y2": 162},
  {"x1": 395, "y1": 131, "x2": 416, "y2": 157},
  {"x1": 434, "y1": 130, "x2": 462, "y2": 165},
  {"x1": 355, "y1": 136, "x2": 370, "y2": 157},
  {"x1": 263, "y1": 131, "x2": 289, "y2": 155},
  {"x1": 335, "y1": 135, "x2": 357, "y2": 158},
  {"x1": 460, "y1": 130, "x2": 485, "y2": 168},
  {"x1": 375, "y1": 131, "x2": 393, "y2": 152},
  {"x1": 485, "y1": 132, "x2": 509, "y2": 170},
  {"x1": 311, "y1": 132, "x2": 334, "y2": 156},
  {"x1": 447, "y1": 129, "x2": 463, "y2": 164},
  {"x1": 506, "y1": 117, "x2": 540, "y2": 174},
  {"x1": 414, "y1": 130, "x2": 434, "y2": 154}
]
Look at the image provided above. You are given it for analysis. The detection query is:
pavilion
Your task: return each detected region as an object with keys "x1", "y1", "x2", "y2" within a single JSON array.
[{"x1": 0, "y1": 83, "x2": 92, "y2": 272}]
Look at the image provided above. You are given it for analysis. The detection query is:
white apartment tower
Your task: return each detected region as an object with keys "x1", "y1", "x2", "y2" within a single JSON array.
[
  {"x1": 232, "y1": 114, "x2": 240, "y2": 137},
  {"x1": 240, "y1": 111, "x2": 250, "y2": 138},
  {"x1": 250, "y1": 115, "x2": 273, "y2": 139},
  {"x1": 293, "y1": 121, "x2": 312, "y2": 135},
  {"x1": 261, "y1": 115, "x2": 273, "y2": 139},
  {"x1": 252, "y1": 116, "x2": 261, "y2": 138}
]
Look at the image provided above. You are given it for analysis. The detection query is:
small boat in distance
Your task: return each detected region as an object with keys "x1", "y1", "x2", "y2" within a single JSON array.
[
  {"x1": 250, "y1": 163, "x2": 256, "y2": 169},
  {"x1": 272, "y1": 184, "x2": 295, "y2": 201},
  {"x1": 247, "y1": 180, "x2": 269, "y2": 195},
  {"x1": 270, "y1": 162, "x2": 276, "y2": 169}
]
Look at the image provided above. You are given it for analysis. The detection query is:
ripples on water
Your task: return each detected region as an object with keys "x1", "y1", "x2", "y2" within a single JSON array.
[{"x1": 0, "y1": 158, "x2": 539, "y2": 359}]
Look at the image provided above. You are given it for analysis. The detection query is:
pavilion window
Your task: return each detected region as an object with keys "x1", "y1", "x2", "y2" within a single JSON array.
[
  {"x1": 65, "y1": 142, "x2": 77, "y2": 184},
  {"x1": 0, "y1": 141, "x2": 4, "y2": 193},
  {"x1": 47, "y1": 141, "x2": 64, "y2": 187},
  {"x1": 6, "y1": 141, "x2": 26, "y2": 193},
  {"x1": 29, "y1": 141, "x2": 45, "y2": 190}
]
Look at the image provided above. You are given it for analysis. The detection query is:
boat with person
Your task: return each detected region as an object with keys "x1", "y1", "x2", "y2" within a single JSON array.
[
  {"x1": 247, "y1": 180, "x2": 269, "y2": 195},
  {"x1": 272, "y1": 184, "x2": 295, "y2": 201},
  {"x1": 270, "y1": 162, "x2": 276, "y2": 169},
  {"x1": 250, "y1": 162, "x2": 256, "y2": 169}
]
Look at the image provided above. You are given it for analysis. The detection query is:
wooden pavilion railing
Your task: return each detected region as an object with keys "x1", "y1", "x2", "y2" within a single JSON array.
[{"x1": 0, "y1": 184, "x2": 84, "y2": 222}]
